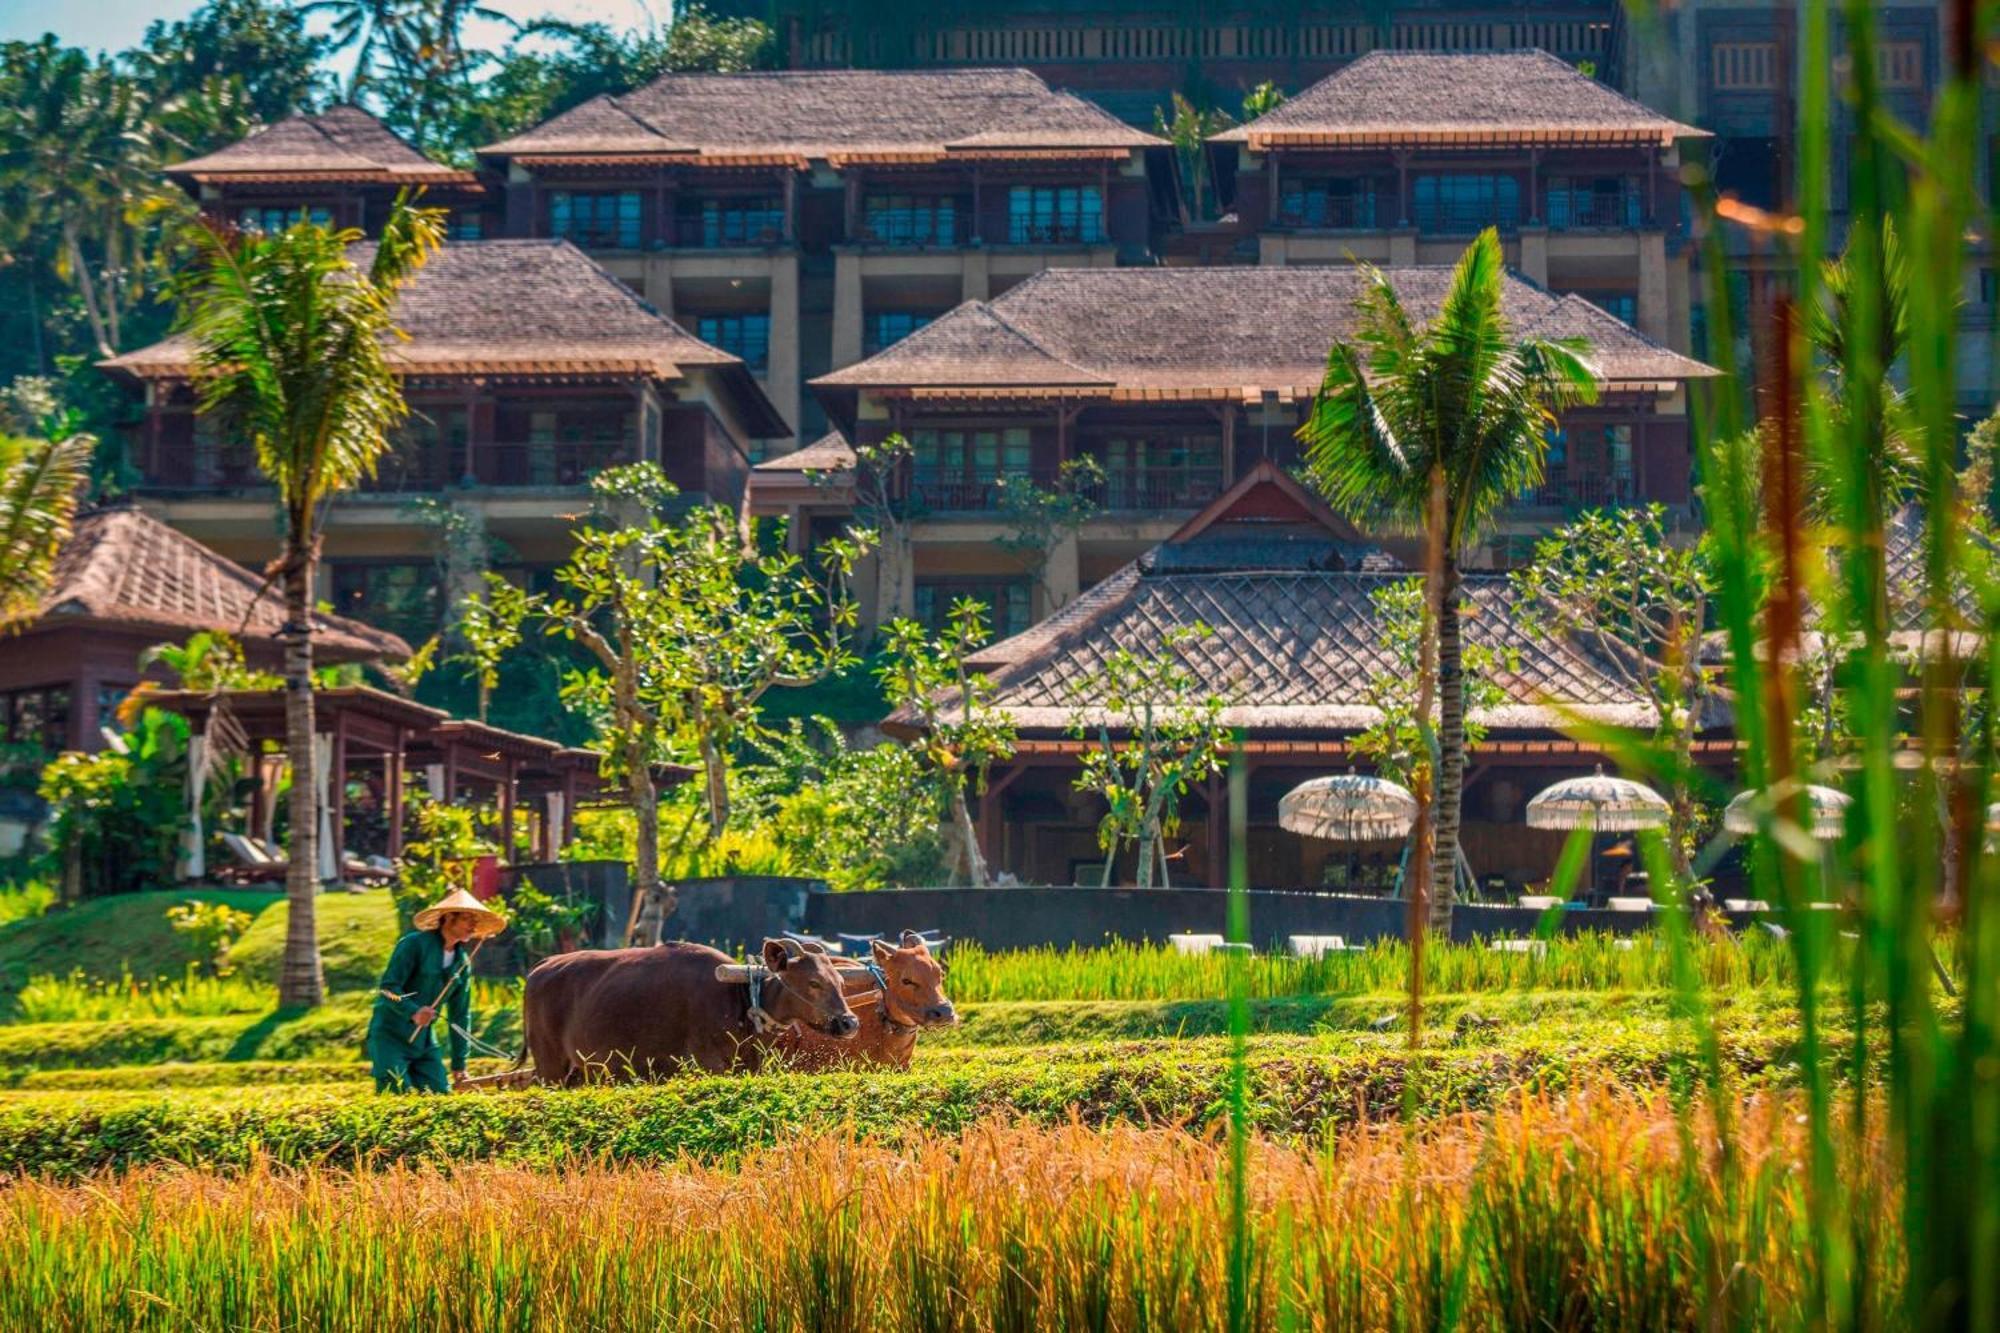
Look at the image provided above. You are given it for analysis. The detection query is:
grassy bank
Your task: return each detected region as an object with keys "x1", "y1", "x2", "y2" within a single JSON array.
[{"x1": 0, "y1": 1093, "x2": 1896, "y2": 1330}]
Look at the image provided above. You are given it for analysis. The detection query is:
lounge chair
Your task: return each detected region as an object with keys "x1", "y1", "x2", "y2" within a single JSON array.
[
  {"x1": 1288, "y1": 934, "x2": 1349, "y2": 957},
  {"x1": 1606, "y1": 896, "x2": 1658, "y2": 913},
  {"x1": 217, "y1": 832, "x2": 396, "y2": 886},
  {"x1": 1516, "y1": 894, "x2": 1564, "y2": 911},
  {"x1": 1168, "y1": 932, "x2": 1227, "y2": 955}
]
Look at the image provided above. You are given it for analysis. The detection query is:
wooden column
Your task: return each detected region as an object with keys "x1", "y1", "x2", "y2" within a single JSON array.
[
  {"x1": 385, "y1": 729, "x2": 405, "y2": 859},
  {"x1": 1220, "y1": 403, "x2": 1238, "y2": 483},
  {"x1": 1206, "y1": 774, "x2": 1226, "y2": 888},
  {"x1": 780, "y1": 169, "x2": 797, "y2": 243},
  {"x1": 1528, "y1": 149, "x2": 1542, "y2": 224},
  {"x1": 330, "y1": 713, "x2": 348, "y2": 872},
  {"x1": 499, "y1": 755, "x2": 517, "y2": 866}
]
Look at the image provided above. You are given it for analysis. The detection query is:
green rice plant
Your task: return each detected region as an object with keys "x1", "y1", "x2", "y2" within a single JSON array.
[
  {"x1": 0, "y1": 878, "x2": 53, "y2": 930},
  {"x1": 11, "y1": 965, "x2": 270, "y2": 1022}
]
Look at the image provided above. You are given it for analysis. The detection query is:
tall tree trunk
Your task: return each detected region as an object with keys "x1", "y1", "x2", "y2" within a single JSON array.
[
  {"x1": 1136, "y1": 817, "x2": 1157, "y2": 889},
  {"x1": 62, "y1": 222, "x2": 113, "y2": 359},
  {"x1": 278, "y1": 555, "x2": 324, "y2": 1008},
  {"x1": 949, "y1": 785, "x2": 989, "y2": 887},
  {"x1": 699, "y1": 729, "x2": 729, "y2": 839},
  {"x1": 1427, "y1": 551, "x2": 1464, "y2": 936},
  {"x1": 627, "y1": 749, "x2": 668, "y2": 947}
]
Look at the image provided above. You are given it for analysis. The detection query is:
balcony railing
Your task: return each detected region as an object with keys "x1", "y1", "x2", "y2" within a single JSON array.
[
  {"x1": 1524, "y1": 474, "x2": 1640, "y2": 510},
  {"x1": 139, "y1": 440, "x2": 637, "y2": 495},
  {"x1": 1547, "y1": 192, "x2": 1643, "y2": 230},
  {"x1": 670, "y1": 217, "x2": 787, "y2": 249},
  {"x1": 906, "y1": 465, "x2": 1226, "y2": 514}
]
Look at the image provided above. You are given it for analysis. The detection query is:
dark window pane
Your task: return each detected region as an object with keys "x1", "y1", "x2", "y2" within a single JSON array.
[
  {"x1": 1006, "y1": 185, "x2": 1104, "y2": 243},
  {"x1": 694, "y1": 313, "x2": 772, "y2": 372},
  {"x1": 677, "y1": 196, "x2": 785, "y2": 247},
  {"x1": 551, "y1": 191, "x2": 642, "y2": 248},
  {"x1": 865, "y1": 310, "x2": 936, "y2": 355},
  {"x1": 862, "y1": 194, "x2": 960, "y2": 245}
]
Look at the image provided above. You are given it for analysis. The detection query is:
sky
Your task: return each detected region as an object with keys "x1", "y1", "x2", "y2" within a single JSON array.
[{"x1": 0, "y1": 0, "x2": 669, "y2": 63}]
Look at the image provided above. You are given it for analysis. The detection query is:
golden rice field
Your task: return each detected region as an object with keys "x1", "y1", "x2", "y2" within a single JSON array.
[{"x1": 0, "y1": 1088, "x2": 1896, "y2": 1332}]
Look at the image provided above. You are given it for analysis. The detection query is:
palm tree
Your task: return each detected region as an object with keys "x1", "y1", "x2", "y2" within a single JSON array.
[
  {"x1": 0, "y1": 417, "x2": 95, "y2": 628},
  {"x1": 176, "y1": 197, "x2": 442, "y2": 1007},
  {"x1": 1299, "y1": 229, "x2": 1598, "y2": 932}
]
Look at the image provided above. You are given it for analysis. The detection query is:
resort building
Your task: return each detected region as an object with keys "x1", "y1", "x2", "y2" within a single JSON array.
[
  {"x1": 104, "y1": 240, "x2": 786, "y2": 641},
  {"x1": 1, "y1": 506, "x2": 408, "y2": 755},
  {"x1": 1209, "y1": 50, "x2": 1704, "y2": 354},
  {"x1": 477, "y1": 68, "x2": 1171, "y2": 449},
  {"x1": 777, "y1": 263, "x2": 1713, "y2": 636},
  {"x1": 894, "y1": 464, "x2": 1708, "y2": 892}
]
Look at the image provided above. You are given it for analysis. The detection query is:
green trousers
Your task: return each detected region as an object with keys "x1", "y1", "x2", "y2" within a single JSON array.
[{"x1": 372, "y1": 1044, "x2": 452, "y2": 1094}]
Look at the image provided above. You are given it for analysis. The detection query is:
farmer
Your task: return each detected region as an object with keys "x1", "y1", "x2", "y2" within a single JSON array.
[{"x1": 367, "y1": 887, "x2": 505, "y2": 1094}]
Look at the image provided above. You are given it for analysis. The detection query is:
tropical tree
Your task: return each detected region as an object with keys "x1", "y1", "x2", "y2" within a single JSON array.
[
  {"x1": 1065, "y1": 625, "x2": 1231, "y2": 889},
  {"x1": 175, "y1": 197, "x2": 443, "y2": 1007},
  {"x1": 1240, "y1": 80, "x2": 1285, "y2": 121},
  {"x1": 877, "y1": 600, "x2": 1018, "y2": 887},
  {"x1": 993, "y1": 455, "x2": 1104, "y2": 615},
  {"x1": 1512, "y1": 506, "x2": 1714, "y2": 875},
  {"x1": 1154, "y1": 92, "x2": 1232, "y2": 222},
  {"x1": 0, "y1": 415, "x2": 95, "y2": 627},
  {"x1": 1298, "y1": 229, "x2": 1598, "y2": 931},
  {"x1": 1353, "y1": 577, "x2": 1509, "y2": 790}
]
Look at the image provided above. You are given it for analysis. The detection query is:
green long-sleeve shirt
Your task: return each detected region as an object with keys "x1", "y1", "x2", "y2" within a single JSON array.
[{"x1": 368, "y1": 929, "x2": 473, "y2": 1072}]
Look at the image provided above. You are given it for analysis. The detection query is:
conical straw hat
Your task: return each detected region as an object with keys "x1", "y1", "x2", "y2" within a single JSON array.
[{"x1": 413, "y1": 886, "x2": 508, "y2": 937}]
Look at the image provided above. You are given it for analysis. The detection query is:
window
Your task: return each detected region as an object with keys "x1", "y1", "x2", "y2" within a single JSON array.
[
  {"x1": 1411, "y1": 174, "x2": 1521, "y2": 233},
  {"x1": 915, "y1": 579, "x2": 1031, "y2": 638},
  {"x1": 1605, "y1": 424, "x2": 1635, "y2": 489},
  {"x1": 1278, "y1": 177, "x2": 1377, "y2": 228},
  {"x1": 236, "y1": 205, "x2": 331, "y2": 232},
  {"x1": 1711, "y1": 136, "x2": 1781, "y2": 210},
  {"x1": 677, "y1": 196, "x2": 785, "y2": 247},
  {"x1": 695, "y1": 313, "x2": 772, "y2": 372},
  {"x1": 448, "y1": 211, "x2": 484, "y2": 241},
  {"x1": 0, "y1": 686, "x2": 70, "y2": 753},
  {"x1": 551, "y1": 191, "x2": 642, "y2": 248},
  {"x1": 909, "y1": 426, "x2": 1033, "y2": 509},
  {"x1": 1712, "y1": 40, "x2": 1779, "y2": 91},
  {"x1": 331, "y1": 564, "x2": 443, "y2": 643},
  {"x1": 1546, "y1": 177, "x2": 1639, "y2": 229},
  {"x1": 1872, "y1": 40, "x2": 1923, "y2": 89},
  {"x1": 1574, "y1": 291, "x2": 1638, "y2": 324},
  {"x1": 1092, "y1": 433, "x2": 1224, "y2": 508},
  {"x1": 862, "y1": 193, "x2": 960, "y2": 245},
  {"x1": 1981, "y1": 269, "x2": 1999, "y2": 307},
  {"x1": 1007, "y1": 185, "x2": 1104, "y2": 243},
  {"x1": 866, "y1": 310, "x2": 935, "y2": 355}
]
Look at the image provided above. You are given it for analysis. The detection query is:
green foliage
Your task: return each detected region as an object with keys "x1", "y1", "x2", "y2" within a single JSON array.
[
  {"x1": 878, "y1": 602, "x2": 1016, "y2": 885},
  {"x1": 1239, "y1": 81, "x2": 1285, "y2": 121},
  {"x1": 1352, "y1": 577, "x2": 1509, "y2": 787},
  {"x1": 391, "y1": 794, "x2": 498, "y2": 930},
  {"x1": 1066, "y1": 626, "x2": 1231, "y2": 888},
  {"x1": 0, "y1": 413, "x2": 94, "y2": 627},
  {"x1": 135, "y1": 629, "x2": 278, "y2": 695},
  {"x1": 1154, "y1": 92, "x2": 1232, "y2": 222},
  {"x1": 0, "y1": 878, "x2": 53, "y2": 929},
  {"x1": 164, "y1": 899, "x2": 254, "y2": 976},
  {"x1": 14, "y1": 964, "x2": 267, "y2": 1023},
  {"x1": 36, "y1": 707, "x2": 189, "y2": 896},
  {"x1": 503, "y1": 879, "x2": 592, "y2": 964},
  {"x1": 992, "y1": 455, "x2": 1104, "y2": 608}
]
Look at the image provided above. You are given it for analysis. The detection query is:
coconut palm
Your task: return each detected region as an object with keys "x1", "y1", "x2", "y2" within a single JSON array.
[
  {"x1": 0, "y1": 418, "x2": 95, "y2": 628},
  {"x1": 1298, "y1": 228, "x2": 1598, "y2": 932},
  {"x1": 176, "y1": 197, "x2": 442, "y2": 1007}
]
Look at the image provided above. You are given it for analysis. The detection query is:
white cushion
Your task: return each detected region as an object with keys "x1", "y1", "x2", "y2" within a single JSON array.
[
  {"x1": 1516, "y1": 895, "x2": 1562, "y2": 910},
  {"x1": 1168, "y1": 933, "x2": 1226, "y2": 955},
  {"x1": 1606, "y1": 896, "x2": 1658, "y2": 913},
  {"x1": 1287, "y1": 934, "x2": 1348, "y2": 957}
]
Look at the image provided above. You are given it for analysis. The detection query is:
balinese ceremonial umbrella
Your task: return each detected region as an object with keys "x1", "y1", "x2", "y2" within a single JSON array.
[
  {"x1": 1279, "y1": 773, "x2": 1419, "y2": 842},
  {"x1": 1723, "y1": 781, "x2": 1851, "y2": 842},
  {"x1": 1526, "y1": 767, "x2": 1671, "y2": 902},
  {"x1": 1525, "y1": 767, "x2": 1672, "y2": 832}
]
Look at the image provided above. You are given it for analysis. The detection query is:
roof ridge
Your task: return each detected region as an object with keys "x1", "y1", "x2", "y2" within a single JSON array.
[{"x1": 976, "y1": 298, "x2": 1104, "y2": 380}]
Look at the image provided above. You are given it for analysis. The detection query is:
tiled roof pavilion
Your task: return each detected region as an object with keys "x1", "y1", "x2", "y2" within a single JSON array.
[
  {"x1": 895, "y1": 465, "x2": 1655, "y2": 738},
  {"x1": 1211, "y1": 50, "x2": 1709, "y2": 149},
  {"x1": 25, "y1": 506, "x2": 408, "y2": 664},
  {"x1": 481, "y1": 68, "x2": 1164, "y2": 164},
  {"x1": 815, "y1": 264, "x2": 1715, "y2": 412}
]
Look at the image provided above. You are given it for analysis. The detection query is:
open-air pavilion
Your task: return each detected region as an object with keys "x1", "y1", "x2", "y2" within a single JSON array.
[{"x1": 143, "y1": 685, "x2": 665, "y2": 880}]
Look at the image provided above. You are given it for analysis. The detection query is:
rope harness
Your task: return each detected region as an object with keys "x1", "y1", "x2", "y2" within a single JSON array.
[
  {"x1": 862, "y1": 961, "x2": 918, "y2": 1036},
  {"x1": 745, "y1": 968, "x2": 791, "y2": 1035}
]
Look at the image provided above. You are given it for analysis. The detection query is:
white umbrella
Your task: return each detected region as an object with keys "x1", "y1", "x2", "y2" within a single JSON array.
[
  {"x1": 1525, "y1": 766, "x2": 1671, "y2": 832},
  {"x1": 1723, "y1": 782, "x2": 1850, "y2": 842},
  {"x1": 1279, "y1": 773, "x2": 1418, "y2": 843}
]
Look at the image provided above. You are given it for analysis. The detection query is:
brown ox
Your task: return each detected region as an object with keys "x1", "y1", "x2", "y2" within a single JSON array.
[
  {"x1": 521, "y1": 939, "x2": 858, "y2": 1084},
  {"x1": 773, "y1": 932, "x2": 956, "y2": 1071}
]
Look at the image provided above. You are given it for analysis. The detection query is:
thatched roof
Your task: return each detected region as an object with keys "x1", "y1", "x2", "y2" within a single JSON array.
[
  {"x1": 753, "y1": 431, "x2": 858, "y2": 474},
  {"x1": 20, "y1": 507, "x2": 410, "y2": 664},
  {"x1": 1212, "y1": 50, "x2": 1707, "y2": 149},
  {"x1": 482, "y1": 69, "x2": 1163, "y2": 164},
  {"x1": 100, "y1": 241, "x2": 789, "y2": 437},
  {"x1": 168, "y1": 105, "x2": 476, "y2": 184},
  {"x1": 814, "y1": 265, "x2": 1714, "y2": 410}
]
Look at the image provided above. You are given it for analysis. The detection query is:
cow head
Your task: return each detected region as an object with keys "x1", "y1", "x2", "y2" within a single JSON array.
[
  {"x1": 870, "y1": 931, "x2": 957, "y2": 1028},
  {"x1": 760, "y1": 939, "x2": 860, "y2": 1038}
]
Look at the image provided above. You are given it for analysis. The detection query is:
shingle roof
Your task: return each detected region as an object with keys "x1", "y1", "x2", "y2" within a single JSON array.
[
  {"x1": 753, "y1": 431, "x2": 857, "y2": 473},
  {"x1": 168, "y1": 105, "x2": 474, "y2": 182},
  {"x1": 101, "y1": 241, "x2": 786, "y2": 433},
  {"x1": 25, "y1": 507, "x2": 409, "y2": 663},
  {"x1": 482, "y1": 69, "x2": 1163, "y2": 162},
  {"x1": 945, "y1": 562, "x2": 1653, "y2": 735},
  {"x1": 815, "y1": 265, "x2": 1714, "y2": 401},
  {"x1": 1212, "y1": 50, "x2": 1707, "y2": 148}
]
